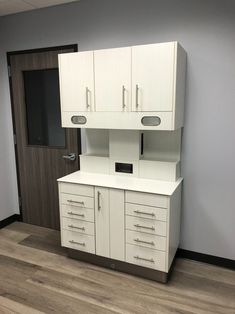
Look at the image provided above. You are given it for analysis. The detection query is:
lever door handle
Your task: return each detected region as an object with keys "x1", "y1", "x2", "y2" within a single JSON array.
[{"x1": 62, "y1": 153, "x2": 76, "y2": 161}]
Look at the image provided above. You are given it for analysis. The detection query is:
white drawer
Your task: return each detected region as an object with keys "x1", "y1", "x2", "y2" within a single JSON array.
[
  {"x1": 125, "y1": 191, "x2": 168, "y2": 209},
  {"x1": 125, "y1": 203, "x2": 167, "y2": 222},
  {"x1": 126, "y1": 230, "x2": 166, "y2": 251},
  {"x1": 60, "y1": 183, "x2": 94, "y2": 197},
  {"x1": 126, "y1": 215, "x2": 167, "y2": 237},
  {"x1": 60, "y1": 193, "x2": 94, "y2": 209},
  {"x1": 62, "y1": 217, "x2": 95, "y2": 236},
  {"x1": 62, "y1": 229, "x2": 95, "y2": 253},
  {"x1": 126, "y1": 243, "x2": 166, "y2": 272},
  {"x1": 61, "y1": 204, "x2": 94, "y2": 222}
]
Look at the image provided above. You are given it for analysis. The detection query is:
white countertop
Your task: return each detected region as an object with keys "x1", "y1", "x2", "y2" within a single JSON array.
[{"x1": 57, "y1": 171, "x2": 183, "y2": 196}]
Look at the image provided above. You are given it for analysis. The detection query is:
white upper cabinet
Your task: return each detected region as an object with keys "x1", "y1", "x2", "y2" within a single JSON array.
[
  {"x1": 59, "y1": 42, "x2": 186, "y2": 130},
  {"x1": 132, "y1": 42, "x2": 175, "y2": 112},
  {"x1": 59, "y1": 51, "x2": 94, "y2": 112},
  {"x1": 94, "y1": 47, "x2": 131, "y2": 112}
]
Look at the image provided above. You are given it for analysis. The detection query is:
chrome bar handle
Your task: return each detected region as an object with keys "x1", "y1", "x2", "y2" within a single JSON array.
[
  {"x1": 67, "y1": 211, "x2": 85, "y2": 217},
  {"x1": 69, "y1": 240, "x2": 85, "y2": 246},
  {"x1": 136, "y1": 84, "x2": 139, "y2": 108},
  {"x1": 67, "y1": 200, "x2": 84, "y2": 205},
  {"x1": 134, "y1": 210, "x2": 155, "y2": 217},
  {"x1": 122, "y1": 85, "x2": 126, "y2": 109},
  {"x1": 134, "y1": 256, "x2": 154, "y2": 263},
  {"x1": 97, "y1": 191, "x2": 101, "y2": 211},
  {"x1": 68, "y1": 225, "x2": 85, "y2": 231},
  {"x1": 86, "y1": 87, "x2": 90, "y2": 109},
  {"x1": 134, "y1": 238, "x2": 155, "y2": 246},
  {"x1": 62, "y1": 153, "x2": 76, "y2": 161},
  {"x1": 134, "y1": 224, "x2": 155, "y2": 231}
]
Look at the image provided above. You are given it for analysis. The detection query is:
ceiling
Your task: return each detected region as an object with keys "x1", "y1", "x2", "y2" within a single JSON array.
[{"x1": 0, "y1": 0, "x2": 80, "y2": 17}]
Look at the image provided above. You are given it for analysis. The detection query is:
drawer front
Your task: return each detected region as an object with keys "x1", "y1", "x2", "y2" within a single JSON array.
[
  {"x1": 125, "y1": 203, "x2": 167, "y2": 222},
  {"x1": 60, "y1": 193, "x2": 94, "y2": 209},
  {"x1": 125, "y1": 191, "x2": 168, "y2": 209},
  {"x1": 126, "y1": 215, "x2": 167, "y2": 236},
  {"x1": 126, "y1": 230, "x2": 166, "y2": 251},
  {"x1": 62, "y1": 217, "x2": 95, "y2": 236},
  {"x1": 126, "y1": 244, "x2": 166, "y2": 271},
  {"x1": 60, "y1": 183, "x2": 94, "y2": 197},
  {"x1": 62, "y1": 229, "x2": 95, "y2": 253},
  {"x1": 61, "y1": 204, "x2": 94, "y2": 222}
]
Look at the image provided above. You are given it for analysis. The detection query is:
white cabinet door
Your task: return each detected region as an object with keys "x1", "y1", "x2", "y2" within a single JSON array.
[
  {"x1": 95, "y1": 187, "x2": 110, "y2": 257},
  {"x1": 94, "y1": 47, "x2": 131, "y2": 112},
  {"x1": 110, "y1": 189, "x2": 125, "y2": 261},
  {"x1": 59, "y1": 51, "x2": 94, "y2": 112},
  {"x1": 132, "y1": 42, "x2": 175, "y2": 112}
]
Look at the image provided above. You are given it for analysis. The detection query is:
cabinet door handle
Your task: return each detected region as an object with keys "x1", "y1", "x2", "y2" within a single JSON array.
[
  {"x1": 134, "y1": 255, "x2": 154, "y2": 263},
  {"x1": 134, "y1": 224, "x2": 155, "y2": 231},
  {"x1": 97, "y1": 191, "x2": 101, "y2": 211},
  {"x1": 67, "y1": 200, "x2": 84, "y2": 206},
  {"x1": 136, "y1": 84, "x2": 139, "y2": 108},
  {"x1": 122, "y1": 85, "x2": 126, "y2": 109},
  {"x1": 134, "y1": 238, "x2": 155, "y2": 246},
  {"x1": 68, "y1": 225, "x2": 85, "y2": 231},
  {"x1": 86, "y1": 87, "x2": 90, "y2": 109},
  {"x1": 69, "y1": 240, "x2": 85, "y2": 246},
  {"x1": 134, "y1": 210, "x2": 155, "y2": 217},
  {"x1": 67, "y1": 211, "x2": 85, "y2": 217}
]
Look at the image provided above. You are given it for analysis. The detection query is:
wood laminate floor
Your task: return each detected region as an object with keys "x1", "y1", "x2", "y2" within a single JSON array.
[{"x1": 0, "y1": 222, "x2": 234, "y2": 314}]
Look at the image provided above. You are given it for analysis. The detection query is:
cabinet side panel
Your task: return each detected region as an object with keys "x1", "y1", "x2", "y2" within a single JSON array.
[
  {"x1": 110, "y1": 189, "x2": 125, "y2": 261},
  {"x1": 167, "y1": 184, "x2": 182, "y2": 270},
  {"x1": 174, "y1": 43, "x2": 187, "y2": 129}
]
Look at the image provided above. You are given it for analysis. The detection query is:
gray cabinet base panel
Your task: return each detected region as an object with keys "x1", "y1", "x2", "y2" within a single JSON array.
[{"x1": 68, "y1": 248, "x2": 175, "y2": 283}]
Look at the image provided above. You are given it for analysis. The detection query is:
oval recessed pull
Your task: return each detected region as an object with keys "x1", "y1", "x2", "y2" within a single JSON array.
[{"x1": 141, "y1": 116, "x2": 161, "y2": 126}]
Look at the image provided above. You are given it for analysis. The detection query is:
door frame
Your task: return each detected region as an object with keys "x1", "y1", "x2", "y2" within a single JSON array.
[{"x1": 7, "y1": 44, "x2": 79, "y2": 221}]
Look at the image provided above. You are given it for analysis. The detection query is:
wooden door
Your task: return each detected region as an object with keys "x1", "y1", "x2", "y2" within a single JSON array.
[
  {"x1": 94, "y1": 47, "x2": 131, "y2": 112},
  {"x1": 95, "y1": 186, "x2": 110, "y2": 257},
  {"x1": 9, "y1": 47, "x2": 80, "y2": 230},
  {"x1": 59, "y1": 51, "x2": 95, "y2": 112},
  {"x1": 132, "y1": 42, "x2": 175, "y2": 112}
]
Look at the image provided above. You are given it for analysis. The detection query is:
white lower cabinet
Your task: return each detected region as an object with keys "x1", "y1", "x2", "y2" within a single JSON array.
[{"x1": 58, "y1": 181, "x2": 181, "y2": 274}]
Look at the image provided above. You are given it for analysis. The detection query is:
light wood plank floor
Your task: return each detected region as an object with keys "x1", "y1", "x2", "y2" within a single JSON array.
[{"x1": 0, "y1": 222, "x2": 234, "y2": 314}]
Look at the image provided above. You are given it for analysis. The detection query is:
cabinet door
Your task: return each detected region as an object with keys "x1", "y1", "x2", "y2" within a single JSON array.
[
  {"x1": 94, "y1": 47, "x2": 131, "y2": 112},
  {"x1": 110, "y1": 189, "x2": 125, "y2": 261},
  {"x1": 59, "y1": 51, "x2": 94, "y2": 112},
  {"x1": 95, "y1": 187, "x2": 110, "y2": 257},
  {"x1": 132, "y1": 42, "x2": 175, "y2": 112}
]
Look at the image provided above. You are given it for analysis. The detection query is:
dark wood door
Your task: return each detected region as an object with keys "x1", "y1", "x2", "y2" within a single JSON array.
[{"x1": 9, "y1": 47, "x2": 80, "y2": 230}]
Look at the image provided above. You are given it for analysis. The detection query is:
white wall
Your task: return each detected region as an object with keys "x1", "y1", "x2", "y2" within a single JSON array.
[{"x1": 0, "y1": 0, "x2": 234, "y2": 260}]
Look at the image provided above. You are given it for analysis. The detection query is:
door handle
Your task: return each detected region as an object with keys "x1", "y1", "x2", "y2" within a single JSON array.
[
  {"x1": 62, "y1": 153, "x2": 76, "y2": 161},
  {"x1": 97, "y1": 191, "x2": 101, "y2": 211}
]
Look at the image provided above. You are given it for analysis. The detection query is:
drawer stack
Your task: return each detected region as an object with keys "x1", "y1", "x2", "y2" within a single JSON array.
[
  {"x1": 125, "y1": 191, "x2": 168, "y2": 272},
  {"x1": 59, "y1": 183, "x2": 95, "y2": 253}
]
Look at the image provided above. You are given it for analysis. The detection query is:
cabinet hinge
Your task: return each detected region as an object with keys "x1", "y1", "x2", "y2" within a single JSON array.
[{"x1": 8, "y1": 65, "x2": 11, "y2": 77}]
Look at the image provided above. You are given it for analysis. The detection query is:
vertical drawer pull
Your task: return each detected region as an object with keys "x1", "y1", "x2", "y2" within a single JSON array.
[
  {"x1": 69, "y1": 240, "x2": 85, "y2": 246},
  {"x1": 67, "y1": 211, "x2": 85, "y2": 217},
  {"x1": 134, "y1": 224, "x2": 155, "y2": 231},
  {"x1": 67, "y1": 200, "x2": 84, "y2": 205},
  {"x1": 134, "y1": 238, "x2": 155, "y2": 246},
  {"x1": 134, "y1": 255, "x2": 154, "y2": 263},
  {"x1": 134, "y1": 210, "x2": 155, "y2": 217},
  {"x1": 68, "y1": 225, "x2": 85, "y2": 231}
]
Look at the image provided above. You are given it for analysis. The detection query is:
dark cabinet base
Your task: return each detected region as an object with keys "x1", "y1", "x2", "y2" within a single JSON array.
[{"x1": 68, "y1": 249, "x2": 175, "y2": 284}]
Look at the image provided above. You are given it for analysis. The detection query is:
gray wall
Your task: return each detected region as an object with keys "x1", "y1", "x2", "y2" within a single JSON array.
[{"x1": 0, "y1": 0, "x2": 234, "y2": 259}]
